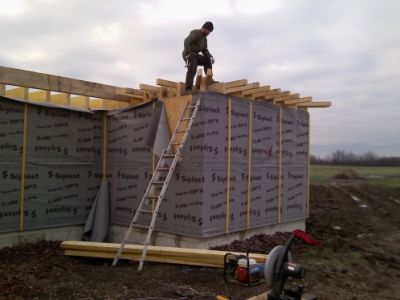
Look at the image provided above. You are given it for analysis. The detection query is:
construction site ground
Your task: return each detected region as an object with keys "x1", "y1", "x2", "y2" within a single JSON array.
[{"x1": 1, "y1": 179, "x2": 400, "y2": 300}]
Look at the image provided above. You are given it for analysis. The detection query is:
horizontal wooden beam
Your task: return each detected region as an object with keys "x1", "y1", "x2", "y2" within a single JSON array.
[
  {"x1": 156, "y1": 78, "x2": 178, "y2": 89},
  {"x1": 116, "y1": 92, "x2": 145, "y2": 101},
  {"x1": 225, "y1": 82, "x2": 260, "y2": 94},
  {"x1": 265, "y1": 90, "x2": 290, "y2": 100},
  {"x1": 241, "y1": 85, "x2": 270, "y2": 96},
  {"x1": 253, "y1": 88, "x2": 281, "y2": 99},
  {"x1": 207, "y1": 82, "x2": 226, "y2": 93},
  {"x1": 297, "y1": 101, "x2": 331, "y2": 108},
  {"x1": 0, "y1": 66, "x2": 133, "y2": 102},
  {"x1": 274, "y1": 93, "x2": 300, "y2": 103},
  {"x1": 116, "y1": 87, "x2": 145, "y2": 97},
  {"x1": 225, "y1": 79, "x2": 248, "y2": 89},
  {"x1": 284, "y1": 97, "x2": 312, "y2": 106},
  {"x1": 139, "y1": 83, "x2": 162, "y2": 93}
]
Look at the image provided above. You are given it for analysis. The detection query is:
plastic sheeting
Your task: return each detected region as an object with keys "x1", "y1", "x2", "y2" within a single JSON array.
[
  {"x1": 0, "y1": 96, "x2": 103, "y2": 232},
  {"x1": 0, "y1": 92, "x2": 309, "y2": 238},
  {"x1": 153, "y1": 93, "x2": 309, "y2": 237},
  {"x1": 107, "y1": 101, "x2": 168, "y2": 226},
  {"x1": 83, "y1": 179, "x2": 110, "y2": 242}
]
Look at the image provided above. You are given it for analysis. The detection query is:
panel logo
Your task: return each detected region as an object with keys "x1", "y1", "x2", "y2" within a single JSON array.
[{"x1": 47, "y1": 171, "x2": 80, "y2": 180}]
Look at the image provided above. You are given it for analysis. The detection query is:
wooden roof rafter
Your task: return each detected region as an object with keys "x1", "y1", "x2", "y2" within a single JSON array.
[{"x1": 0, "y1": 66, "x2": 331, "y2": 110}]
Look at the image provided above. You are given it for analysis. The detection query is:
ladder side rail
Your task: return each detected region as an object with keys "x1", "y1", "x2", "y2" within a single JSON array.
[
  {"x1": 166, "y1": 100, "x2": 195, "y2": 153},
  {"x1": 112, "y1": 149, "x2": 168, "y2": 266},
  {"x1": 177, "y1": 99, "x2": 200, "y2": 149}
]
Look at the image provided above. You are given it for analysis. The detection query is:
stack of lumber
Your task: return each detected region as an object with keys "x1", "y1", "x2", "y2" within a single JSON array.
[{"x1": 61, "y1": 241, "x2": 267, "y2": 268}]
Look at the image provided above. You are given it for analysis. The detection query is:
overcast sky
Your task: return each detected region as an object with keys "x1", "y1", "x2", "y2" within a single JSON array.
[{"x1": 0, "y1": 0, "x2": 399, "y2": 156}]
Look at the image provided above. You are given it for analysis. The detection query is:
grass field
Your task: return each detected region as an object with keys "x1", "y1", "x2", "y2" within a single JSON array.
[{"x1": 310, "y1": 165, "x2": 400, "y2": 187}]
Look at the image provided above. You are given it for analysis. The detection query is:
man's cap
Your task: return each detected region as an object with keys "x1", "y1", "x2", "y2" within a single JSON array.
[{"x1": 202, "y1": 21, "x2": 214, "y2": 32}]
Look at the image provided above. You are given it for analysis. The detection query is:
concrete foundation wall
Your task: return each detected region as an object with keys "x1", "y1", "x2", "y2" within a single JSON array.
[
  {"x1": 0, "y1": 225, "x2": 84, "y2": 248},
  {"x1": 108, "y1": 219, "x2": 305, "y2": 249},
  {"x1": 1, "y1": 220, "x2": 305, "y2": 249}
]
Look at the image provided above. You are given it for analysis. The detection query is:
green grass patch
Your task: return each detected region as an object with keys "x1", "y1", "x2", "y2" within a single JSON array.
[{"x1": 310, "y1": 165, "x2": 400, "y2": 187}]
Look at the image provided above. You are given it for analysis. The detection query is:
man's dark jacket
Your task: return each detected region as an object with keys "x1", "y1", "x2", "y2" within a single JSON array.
[{"x1": 182, "y1": 29, "x2": 212, "y2": 60}]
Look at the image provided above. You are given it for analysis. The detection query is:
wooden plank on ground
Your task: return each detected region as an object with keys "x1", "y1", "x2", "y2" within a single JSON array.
[
  {"x1": 61, "y1": 241, "x2": 267, "y2": 268},
  {"x1": 0, "y1": 66, "x2": 133, "y2": 102},
  {"x1": 61, "y1": 241, "x2": 266, "y2": 259},
  {"x1": 296, "y1": 101, "x2": 331, "y2": 108},
  {"x1": 64, "y1": 249, "x2": 222, "y2": 268}
]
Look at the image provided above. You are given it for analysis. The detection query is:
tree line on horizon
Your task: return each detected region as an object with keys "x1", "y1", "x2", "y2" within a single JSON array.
[{"x1": 311, "y1": 149, "x2": 400, "y2": 166}]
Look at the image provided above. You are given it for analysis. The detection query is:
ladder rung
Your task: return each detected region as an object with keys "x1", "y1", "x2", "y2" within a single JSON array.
[
  {"x1": 152, "y1": 181, "x2": 164, "y2": 185},
  {"x1": 176, "y1": 130, "x2": 186, "y2": 133},
  {"x1": 133, "y1": 224, "x2": 151, "y2": 230},
  {"x1": 163, "y1": 154, "x2": 175, "y2": 158},
  {"x1": 157, "y1": 167, "x2": 170, "y2": 171},
  {"x1": 185, "y1": 105, "x2": 196, "y2": 110},
  {"x1": 139, "y1": 209, "x2": 154, "y2": 214}
]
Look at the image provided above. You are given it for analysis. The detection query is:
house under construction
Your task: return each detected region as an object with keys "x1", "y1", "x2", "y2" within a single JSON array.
[{"x1": 0, "y1": 66, "x2": 330, "y2": 249}]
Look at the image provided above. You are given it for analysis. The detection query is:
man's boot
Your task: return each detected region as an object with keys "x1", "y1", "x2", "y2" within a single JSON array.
[{"x1": 207, "y1": 77, "x2": 219, "y2": 85}]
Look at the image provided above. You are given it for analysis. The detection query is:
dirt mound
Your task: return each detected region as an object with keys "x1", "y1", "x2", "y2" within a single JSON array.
[
  {"x1": 332, "y1": 167, "x2": 366, "y2": 180},
  {"x1": 1, "y1": 184, "x2": 400, "y2": 300},
  {"x1": 210, "y1": 231, "x2": 305, "y2": 253}
]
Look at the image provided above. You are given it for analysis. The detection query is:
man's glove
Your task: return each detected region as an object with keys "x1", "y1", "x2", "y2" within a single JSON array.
[{"x1": 210, "y1": 56, "x2": 215, "y2": 64}]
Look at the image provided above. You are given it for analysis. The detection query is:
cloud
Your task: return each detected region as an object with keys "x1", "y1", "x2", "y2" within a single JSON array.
[
  {"x1": 0, "y1": 0, "x2": 399, "y2": 154},
  {"x1": 0, "y1": 0, "x2": 27, "y2": 16}
]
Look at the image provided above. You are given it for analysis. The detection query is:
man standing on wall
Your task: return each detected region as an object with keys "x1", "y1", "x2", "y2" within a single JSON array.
[{"x1": 182, "y1": 21, "x2": 217, "y2": 92}]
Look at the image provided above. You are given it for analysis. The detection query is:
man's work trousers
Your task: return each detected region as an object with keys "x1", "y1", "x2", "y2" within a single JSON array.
[{"x1": 185, "y1": 54, "x2": 212, "y2": 90}]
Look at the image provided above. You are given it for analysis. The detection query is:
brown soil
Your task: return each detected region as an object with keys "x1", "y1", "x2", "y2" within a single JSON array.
[
  {"x1": 1, "y1": 183, "x2": 400, "y2": 300},
  {"x1": 331, "y1": 167, "x2": 366, "y2": 180}
]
